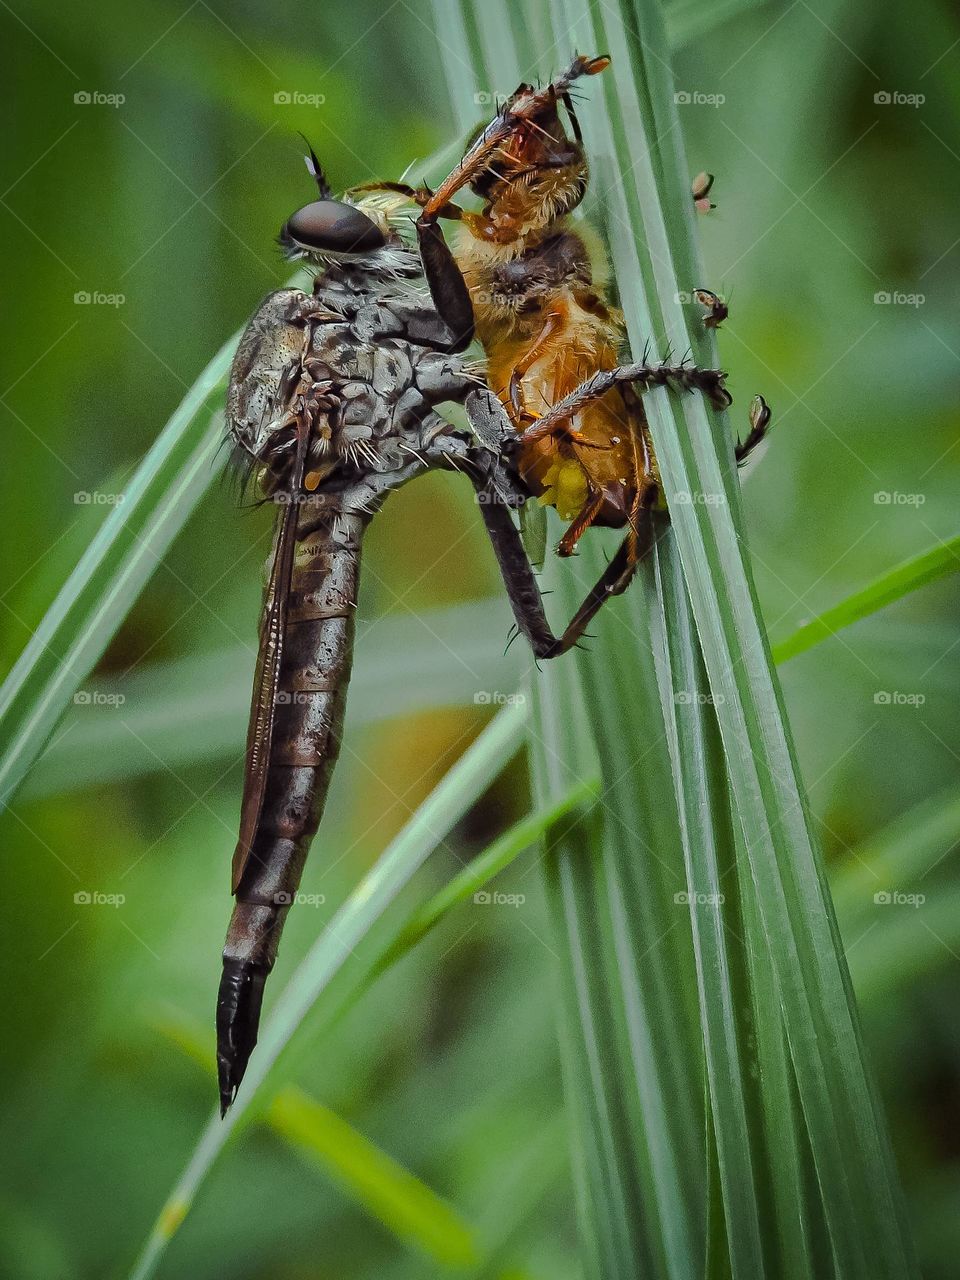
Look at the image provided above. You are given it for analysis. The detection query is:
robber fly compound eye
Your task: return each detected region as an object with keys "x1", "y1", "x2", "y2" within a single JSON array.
[{"x1": 282, "y1": 200, "x2": 386, "y2": 254}]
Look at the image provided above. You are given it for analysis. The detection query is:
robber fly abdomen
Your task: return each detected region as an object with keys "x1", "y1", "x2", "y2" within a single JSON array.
[{"x1": 219, "y1": 500, "x2": 362, "y2": 1105}]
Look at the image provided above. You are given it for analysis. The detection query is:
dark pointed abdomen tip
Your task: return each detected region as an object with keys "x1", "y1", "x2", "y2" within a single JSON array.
[{"x1": 216, "y1": 957, "x2": 268, "y2": 1117}]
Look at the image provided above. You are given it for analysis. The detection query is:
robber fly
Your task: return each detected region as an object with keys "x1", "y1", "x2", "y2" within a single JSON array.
[
  {"x1": 361, "y1": 55, "x2": 768, "y2": 596},
  {"x1": 217, "y1": 146, "x2": 672, "y2": 1115}
]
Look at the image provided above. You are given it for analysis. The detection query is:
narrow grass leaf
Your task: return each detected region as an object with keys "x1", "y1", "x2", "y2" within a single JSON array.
[
  {"x1": 127, "y1": 702, "x2": 527, "y2": 1280},
  {"x1": 378, "y1": 778, "x2": 599, "y2": 968},
  {"x1": 0, "y1": 331, "x2": 237, "y2": 804},
  {"x1": 773, "y1": 533, "x2": 960, "y2": 663},
  {"x1": 154, "y1": 1013, "x2": 477, "y2": 1267},
  {"x1": 269, "y1": 1088, "x2": 478, "y2": 1267},
  {"x1": 587, "y1": 0, "x2": 919, "y2": 1273}
]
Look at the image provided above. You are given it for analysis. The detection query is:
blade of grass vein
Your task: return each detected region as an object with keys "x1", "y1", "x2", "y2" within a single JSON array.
[
  {"x1": 0, "y1": 334, "x2": 236, "y2": 805},
  {"x1": 524, "y1": 646, "x2": 632, "y2": 1279},
  {"x1": 470, "y1": 0, "x2": 524, "y2": 93},
  {"x1": 531, "y1": 536, "x2": 704, "y2": 1280},
  {"x1": 649, "y1": 529, "x2": 766, "y2": 1277},
  {"x1": 739, "y1": 859, "x2": 833, "y2": 1278},
  {"x1": 127, "y1": 701, "x2": 526, "y2": 1280},
  {"x1": 155, "y1": 1014, "x2": 477, "y2": 1267},
  {"x1": 772, "y1": 533, "x2": 960, "y2": 663},
  {"x1": 591, "y1": 0, "x2": 917, "y2": 1272},
  {"x1": 432, "y1": 0, "x2": 483, "y2": 136}
]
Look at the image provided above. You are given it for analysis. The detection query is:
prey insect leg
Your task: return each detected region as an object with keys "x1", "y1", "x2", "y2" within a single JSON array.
[
  {"x1": 508, "y1": 306, "x2": 566, "y2": 423},
  {"x1": 735, "y1": 395, "x2": 772, "y2": 465},
  {"x1": 513, "y1": 360, "x2": 733, "y2": 451}
]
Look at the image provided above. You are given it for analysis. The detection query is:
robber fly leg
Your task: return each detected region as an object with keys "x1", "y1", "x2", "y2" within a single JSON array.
[
  {"x1": 348, "y1": 180, "x2": 465, "y2": 224},
  {"x1": 472, "y1": 475, "x2": 657, "y2": 659},
  {"x1": 413, "y1": 220, "x2": 475, "y2": 353}
]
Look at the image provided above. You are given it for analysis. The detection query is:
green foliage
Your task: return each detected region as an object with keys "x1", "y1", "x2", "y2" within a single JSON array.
[{"x1": 2, "y1": 1, "x2": 960, "y2": 1278}]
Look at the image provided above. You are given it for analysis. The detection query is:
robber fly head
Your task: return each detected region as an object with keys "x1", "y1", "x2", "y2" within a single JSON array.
[{"x1": 278, "y1": 139, "x2": 408, "y2": 265}]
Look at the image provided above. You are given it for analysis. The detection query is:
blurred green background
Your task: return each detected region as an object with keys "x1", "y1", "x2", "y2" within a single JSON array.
[{"x1": 2, "y1": 0, "x2": 960, "y2": 1276}]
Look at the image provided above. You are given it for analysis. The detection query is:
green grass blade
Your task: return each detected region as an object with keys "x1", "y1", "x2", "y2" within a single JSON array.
[
  {"x1": 533, "y1": 552, "x2": 705, "y2": 1279},
  {"x1": 443, "y1": 0, "x2": 920, "y2": 1275},
  {"x1": 0, "y1": 330, "x2": 238, "y2": 804},
  {"x1": 772, "y1": 533, "x2": 960, "y2": 663},
  {"x1": 379, "y1": 778, "x2": 598, "y2": 968},
  {"x1": 127, "y1": 702, "x2": 527, "y2": 1280},
  {"x1": 585, "y1": 0, "x2": 919, "y2": 1273},
  {"x1": 649, "y1": 533, "x2": 767, "y2": 1275},
  {"x1": 832, "y1": 784, "x2": 960, "y2": 927},
  {"x1": 154, "y1": 1013, "x2": 478, "y2": 1267},
  {"x1": 268, "y1": 1087, "x2": 478, "y2": 1267},
  {"x1": 0, "y1": 268, "x2": 318, "y2": 806},
  {"x1": 665, "y1": 0, "x2": 770, "y2": 47}
]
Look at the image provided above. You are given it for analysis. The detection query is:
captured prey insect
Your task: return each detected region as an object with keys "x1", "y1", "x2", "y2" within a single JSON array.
[
  {"x1": 361, "y1": 54, "x2": 770, "y2": 598},
  {"x1": 217, "y1": 147, "x2": 682, "y2": 1115}
]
